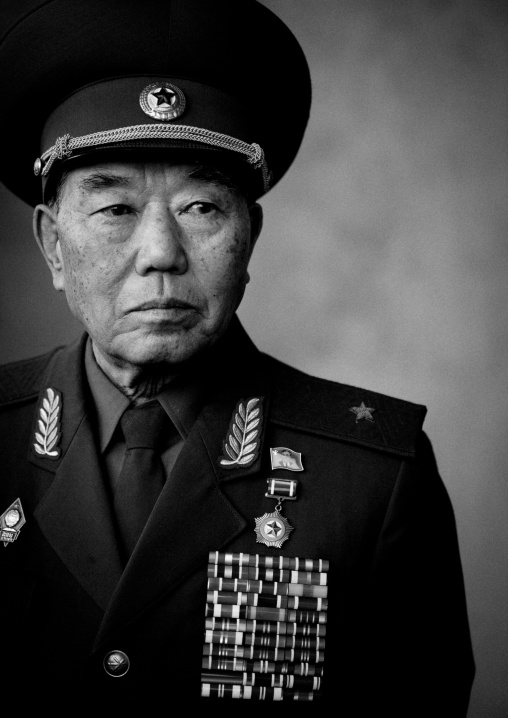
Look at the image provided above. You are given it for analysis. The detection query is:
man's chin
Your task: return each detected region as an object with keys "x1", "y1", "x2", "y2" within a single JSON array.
[{"x1": 109, "y1": 327, "x2": 213, "y2": 368}]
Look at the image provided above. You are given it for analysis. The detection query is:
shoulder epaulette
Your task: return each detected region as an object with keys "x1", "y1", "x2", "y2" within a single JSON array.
[
  {"x1": 0, "y1": 347, "x2": 62, "y2": 407},
  {"x1": 266, "y1": 357, "x2": 427, "y2": 458}
]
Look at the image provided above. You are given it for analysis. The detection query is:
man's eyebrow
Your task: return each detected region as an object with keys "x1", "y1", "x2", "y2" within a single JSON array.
[
  {"x1": 187, "y1": 166, "x2": 241, "y2": 194},
  {"x1": 78, "y1": 172, "x2": 132, "y2": 192}
]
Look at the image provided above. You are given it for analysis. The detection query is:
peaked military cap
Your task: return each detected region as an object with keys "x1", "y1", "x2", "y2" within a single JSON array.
[{"x1": 0, "y1": 0, "x2": 311, "y2": 205}]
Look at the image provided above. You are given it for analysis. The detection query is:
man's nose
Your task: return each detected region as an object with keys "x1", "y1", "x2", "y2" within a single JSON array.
[{"x1": 134, "y1": 206, "x2": 188, "y2": 275}]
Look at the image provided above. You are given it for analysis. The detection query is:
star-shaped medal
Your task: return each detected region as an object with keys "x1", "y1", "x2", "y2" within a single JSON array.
[
  {"x1": 349, "y1": 401, "x2": 375, "y2": 423},
  {"x1": 254, "y1": 510, "x2": 293, "y2": 548}
]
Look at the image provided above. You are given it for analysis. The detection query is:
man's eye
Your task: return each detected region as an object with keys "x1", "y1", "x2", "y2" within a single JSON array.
[
  {"x1": 185, "y1": 202, "x2": 219, "y2": 215},
  {"x1": 101, "y1": 204, "x2": 134, "y2": 217}
]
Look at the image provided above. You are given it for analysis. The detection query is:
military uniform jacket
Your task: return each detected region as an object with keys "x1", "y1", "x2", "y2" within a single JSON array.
[{"x1": 0, "y1": 321, "x2": 474, "y2": 715}]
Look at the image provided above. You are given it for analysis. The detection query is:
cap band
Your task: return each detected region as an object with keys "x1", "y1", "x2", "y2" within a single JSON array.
[{"x1": 37, "y1": 124, "x2": 271, "y2": 192}]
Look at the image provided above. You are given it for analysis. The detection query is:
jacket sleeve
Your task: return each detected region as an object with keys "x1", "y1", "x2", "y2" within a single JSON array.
[{"x1": 362, "y1": 432, "x2": 475, "y2": 716}]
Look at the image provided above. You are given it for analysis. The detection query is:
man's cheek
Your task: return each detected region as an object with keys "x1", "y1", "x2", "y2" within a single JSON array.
[
  {"x1": 63, "y1": 238, "x2": 111, "y2": 286},
  {"x1": 208, "y1": 258, "x2": 246, "y2": 298},
  {"x1": 218, "y1": 233, "x2": 251, "y2": 279},
  {"x1": 61, "y1": 252, "x2": 106, "y2": 320}
]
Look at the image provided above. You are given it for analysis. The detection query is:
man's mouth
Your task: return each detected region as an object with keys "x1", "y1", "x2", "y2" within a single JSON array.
[
  {"x1": 131, "y1": 299, "x2": 197, "y2": 312},
  {"x1": 126, "y1": 298, "x2": 201, "y2": 324}
]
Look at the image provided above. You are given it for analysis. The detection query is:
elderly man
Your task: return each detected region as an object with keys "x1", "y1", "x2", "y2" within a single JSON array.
[{"x1": 0, "y1": 0, "x2": 474, "y2": 713}]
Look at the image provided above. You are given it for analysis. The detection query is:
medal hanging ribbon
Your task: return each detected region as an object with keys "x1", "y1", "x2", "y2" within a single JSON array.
[
  {"x1": 265, "y1": 478, "x2": 298, "y2": 501},
  {"x1": 254, "y1": 478, "x2": 298, "y2": 549}
]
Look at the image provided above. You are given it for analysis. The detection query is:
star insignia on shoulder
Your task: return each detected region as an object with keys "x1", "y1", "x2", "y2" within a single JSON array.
[{"x1": 349, "y1": 401, "x2": 375, "y2": 423}]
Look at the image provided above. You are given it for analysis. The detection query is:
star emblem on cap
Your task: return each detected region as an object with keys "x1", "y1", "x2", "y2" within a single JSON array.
[
  {"x1": 139, "y1": 81, "x2": 186, "y2": 121},
  {"x1": 349, "y1": 401, "x2": 375, "y2": 423},
  {"x1": 152, "y1": 87, "x2": 176, "y2": 107}
]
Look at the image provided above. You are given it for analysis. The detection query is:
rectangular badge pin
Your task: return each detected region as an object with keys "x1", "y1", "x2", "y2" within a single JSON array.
[{"x1": 270, "y1": 447, "x2": 303, "y2": 471}]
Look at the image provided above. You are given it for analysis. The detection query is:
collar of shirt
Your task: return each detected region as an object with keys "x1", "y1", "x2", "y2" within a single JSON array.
[{"x1": 84, "y1": 338, "x2": 204, "y2": 453}]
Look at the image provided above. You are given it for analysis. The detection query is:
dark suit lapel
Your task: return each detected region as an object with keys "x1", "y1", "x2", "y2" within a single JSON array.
[
  {"x1": 95, "y1": 319, "x2": 271, "y2": 643},
  {"x1": 29, "y1": 335, "x2": 123, "y2": 611}
]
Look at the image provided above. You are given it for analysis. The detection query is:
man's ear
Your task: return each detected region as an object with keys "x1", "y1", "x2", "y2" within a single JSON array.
[
  {"x1": 33, "y1": 205, "x2": 65, "y2": 291},
  {"x1": 248, "y1": 202, "x2": 263, "y2": 254}
]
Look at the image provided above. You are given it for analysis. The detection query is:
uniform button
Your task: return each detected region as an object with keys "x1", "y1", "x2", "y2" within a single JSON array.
[{"x1": 103, "y1": 650, "x2": 130, "y2": 677}]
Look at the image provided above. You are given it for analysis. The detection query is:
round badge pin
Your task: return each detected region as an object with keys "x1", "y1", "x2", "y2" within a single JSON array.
[
  {"x1": 103, "y1": 650, "x2": 130, "y2": 677},
  {"x1": 139, "y1": 81, "x2": 186, "y2": 121}
]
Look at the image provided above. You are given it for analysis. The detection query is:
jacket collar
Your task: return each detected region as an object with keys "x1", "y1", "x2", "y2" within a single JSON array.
[
  {"x1": 28, "y1": 319, "x2": 271, "y2": 626},
  {"x1": 30, "y1": 334, "x2": 124, "y2": 610}
]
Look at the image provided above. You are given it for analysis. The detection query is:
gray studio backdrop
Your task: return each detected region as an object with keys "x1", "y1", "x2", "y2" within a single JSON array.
[{"x1": 1, "y1": 1, "x2": 507, "y2": 715}]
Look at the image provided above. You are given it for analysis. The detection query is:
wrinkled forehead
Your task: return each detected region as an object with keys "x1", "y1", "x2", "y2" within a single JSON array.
[{"x1": 47, "y1": 151, "x2": 252, "y2": 206}]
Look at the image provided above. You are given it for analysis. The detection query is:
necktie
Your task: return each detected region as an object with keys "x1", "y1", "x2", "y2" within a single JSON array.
[{"x1": 114, "y1": 401, "x2": 170, "y2": 558}]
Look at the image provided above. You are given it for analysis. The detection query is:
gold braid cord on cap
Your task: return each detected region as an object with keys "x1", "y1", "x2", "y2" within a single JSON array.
[{"x1": 36, "y1": 124, "x2": 271, "y2": 192}]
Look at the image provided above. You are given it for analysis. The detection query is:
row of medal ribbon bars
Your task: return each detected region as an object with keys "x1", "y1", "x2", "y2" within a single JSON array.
[{"x1": 208, "y1": 552, "x2": 329, "y2": 573}]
